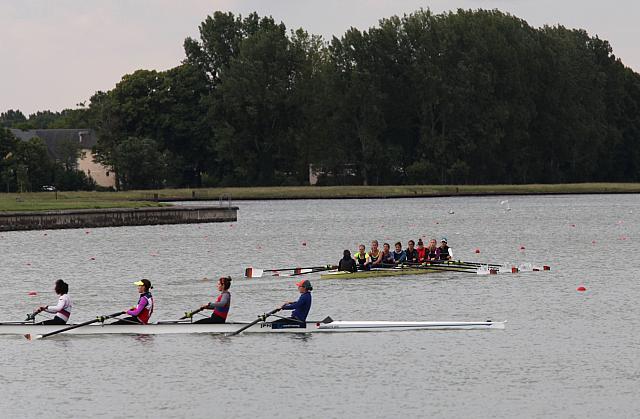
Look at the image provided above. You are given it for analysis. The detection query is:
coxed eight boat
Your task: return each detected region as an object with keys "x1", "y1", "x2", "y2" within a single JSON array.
[
  {"x1": 0, "y1": 319, "x2": 506, "y2": 336},
  {"x1": 320, "y1": 263, "x2": 483, "y2": 280}
]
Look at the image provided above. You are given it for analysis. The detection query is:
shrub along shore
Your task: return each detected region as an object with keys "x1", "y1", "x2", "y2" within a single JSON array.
[{"x1": 0, "y1": 183, "x2": 639, "y2": 212}]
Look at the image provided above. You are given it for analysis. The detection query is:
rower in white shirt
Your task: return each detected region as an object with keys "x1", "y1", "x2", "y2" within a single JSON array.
[{"x1": 34, "y1": 280, "x2": 72, "y2": 325}]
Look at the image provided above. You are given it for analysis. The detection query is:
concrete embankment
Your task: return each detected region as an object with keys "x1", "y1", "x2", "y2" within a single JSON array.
[{"x1": 0, "y1": 206, "x2": 238, "y2": 231}]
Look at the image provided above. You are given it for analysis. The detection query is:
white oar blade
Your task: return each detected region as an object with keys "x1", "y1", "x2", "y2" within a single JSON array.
[{"x1": 244, "y1": 268, "x2": 264, "y2": 278}]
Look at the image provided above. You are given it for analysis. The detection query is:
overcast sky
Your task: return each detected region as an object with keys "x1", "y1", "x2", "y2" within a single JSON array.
[{"x1": 2, "y1": 0, "x2": 638, "y2": 115}]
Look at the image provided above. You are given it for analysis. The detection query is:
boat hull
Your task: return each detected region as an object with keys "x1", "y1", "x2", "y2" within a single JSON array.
[
  {"x1": 1, "y1": 320, "x2": 505, "y2": 336},
  {"x1": 320, "y1": 264, "x2": 474, "y2": 280}
]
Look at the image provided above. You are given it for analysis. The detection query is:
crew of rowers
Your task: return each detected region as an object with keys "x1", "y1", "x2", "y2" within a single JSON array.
[
  {"x1": 32, "y1": 275, "x2": 313, "y2": 329},
  {"x1": 338, "y1": 238, "x2": 453, "y2": 273}
]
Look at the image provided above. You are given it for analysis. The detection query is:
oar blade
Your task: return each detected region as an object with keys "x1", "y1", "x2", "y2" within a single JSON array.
[{"x1": 244, "y1": 267, "x2": 264, "y2": 278}]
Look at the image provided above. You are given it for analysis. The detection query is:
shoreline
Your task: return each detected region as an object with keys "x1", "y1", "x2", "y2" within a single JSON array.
[
  {"x1": 1, "y1": 183, "x2": 639, "y2": 212},
  {"x1": 0, "y1": 206, "x2": 238, "y2": 231}
]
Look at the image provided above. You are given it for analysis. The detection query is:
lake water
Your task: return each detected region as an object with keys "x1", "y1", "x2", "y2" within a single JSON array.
[{"x1": 0, "y1": 195, "x2": 638, "y2": 418}]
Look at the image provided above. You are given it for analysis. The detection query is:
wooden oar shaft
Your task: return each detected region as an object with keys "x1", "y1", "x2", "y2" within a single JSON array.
[
  {"x1": 31, "y1": 311, "x2": 125, "y2": 340},
  {"x1": 228, "y1": 308, "x2": 281, "y2": 337}
]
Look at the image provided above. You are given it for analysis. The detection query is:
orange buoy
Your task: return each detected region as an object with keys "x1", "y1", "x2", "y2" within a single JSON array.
[{"x1": 577, "y1": 286, "x2": 587, "y2": 292}]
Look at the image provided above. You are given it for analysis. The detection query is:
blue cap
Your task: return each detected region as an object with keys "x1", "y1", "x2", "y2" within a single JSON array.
[{"x1": 441, "y1": 237, "x2": 447, "y2": 243}]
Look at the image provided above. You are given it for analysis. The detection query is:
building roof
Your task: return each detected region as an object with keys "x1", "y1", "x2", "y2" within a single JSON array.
[{"x1": 9, "y1": 129, "x2": 98, "y2": 160}]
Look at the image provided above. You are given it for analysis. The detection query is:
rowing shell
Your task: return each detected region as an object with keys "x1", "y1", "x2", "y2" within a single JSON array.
[
  {"x1": 320, "y1": 265, "x2": 475, "y2": 280},
  {"x1": 0, "y1": 320, "x2": 506, "y2": 336}
]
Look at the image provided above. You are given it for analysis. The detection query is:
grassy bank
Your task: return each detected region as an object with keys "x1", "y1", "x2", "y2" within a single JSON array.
[{"x1": 1, "y1": 183, "x2": 639, "y2": 211}]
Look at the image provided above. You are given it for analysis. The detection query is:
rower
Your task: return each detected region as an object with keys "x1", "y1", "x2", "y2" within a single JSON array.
[
  {"x1": 338, "y1": 250, "x2": 357, "y2": 273},
  {"x1": 416, "y1": 239, "x2": 427, "y2": 262},
  {"x1": 353, "y1": 244, "x2": 371, "y2": 271},
  {"x1": 369, "y1": 240, "x2": 383, "y2": 268},
  {"x1": 112, "y1": 279, "x2": 154, "y2": 325},
  {"x1": 426, "y1": 239, "x2": 441, "y2": 261},
  {"x1": 438, "y1": 237, "x2": 453, "y2": 260},
  {"x1": 195, "y1": 276, "x2": 231, "y2": 324},
  {"x1": 34, "y1": 279, "x2": 72, "y2": 325},
  {"x1": 273, "y1": 279, "x2": 313, "y2": 328},
  {"x1": 405, "y1": 240, "x2": 419, "y2": 263},
  {"x1": 379, "y1": 242, "x2": 395, "y2": 266},
  {"x1": 392, "y1": 242, "x2": 407, "y2": 264}
]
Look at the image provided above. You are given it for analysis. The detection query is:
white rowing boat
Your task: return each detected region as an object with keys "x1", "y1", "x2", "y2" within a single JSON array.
[{"x1": 0, "y1": 319, "x2": 506, "y2": 336}]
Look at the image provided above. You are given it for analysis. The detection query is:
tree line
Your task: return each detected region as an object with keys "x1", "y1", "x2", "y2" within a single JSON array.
[{"x1": 2, "y1": 8, "x2": 640, "y2": 190}]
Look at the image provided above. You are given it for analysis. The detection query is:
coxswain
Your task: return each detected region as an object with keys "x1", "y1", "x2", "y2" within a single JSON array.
[
  {"x1": 380, "y1": 242, "x2": 395, "y2": 266},
  {"x1": 353, "y1": 244, "x2": 371, "y2": 271},
  {"x1": 112, "y1": 279, "x2": 154, "y2": 325},
  {"x1": 405, "y1": 240, "x2": 419, "y2": 263},
  {"x1": 416, "y1": 239, "x2": 428, "y2": 262},
  {"x1": 273, "y1": 279, "x2": 313, "y2": 328},
  {"x1": 195, "y1": 276, "x2": 231, "y2": 324},
  {"x1": 338, "y1": 250, "x2": 357, "y2": 273},
  {"x1": 438, "y1": 237, "x2": 453, "y2": 260},
  {"x1": 392, "y1": 242, "x2": 407, "y2": 264},
  {"x1": 369, "y1": 240, "x2": 383, "y2": 267},
  {"x1": 34, "y1": 279, "x2": 72, "y2": 325},
  {"x1": 426, "y1": 239, "x2": 441, "y2": 261}
]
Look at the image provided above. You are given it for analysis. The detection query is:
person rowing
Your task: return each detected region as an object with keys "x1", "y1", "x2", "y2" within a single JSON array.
[
  {"x1": 195, "y1": 276, "x2": 232, "y2": 324},
  {"x1": 405, "y1": 240, "x2": 419, "y2": 263},
  {"x1": 426, "y1": 239, "x2": 441, "y2": 261},
  {"x1": 369, "y1": 240, "x2": 383, "y2": 268},
  {"x1": 112, "y1": 279, "x2": 154, "y2": 325},
  {"x1": 416, "y1": 239, "x2": 427, "y2": 262},
  {"x1": 379, "y1": 242, "x2": 395, "y2": 266},
  {"x1": 353, "y1": 244, "x2": 371, "y2": 271},
  {"x1": 392, "y1": 242, "x2": 407, "y2": 264},
  {"x1": 438, "y1": 237, "x2": 453, "y2": 261},
  {"x1": 338, "y1": 250, "x2": 357, "y2": 273},
  {"x1": 33, "y1": 279, "x2": 72, "y2": 325},
  {"x1": 273, "y1": 279, "x2": 313, "y2": 329}
]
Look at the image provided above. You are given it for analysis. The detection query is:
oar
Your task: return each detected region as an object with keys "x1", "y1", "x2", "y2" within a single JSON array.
[
  {"x1": 290, "y1": 265, "x2": 336, "y2": 276},
  {"x1": 245, "y1": 265, "x2": 334, "y2": 278},
  {"x1": 24, "y1": 311, "x2": 125, "y2": 341},
  {"x1": 447, "y1": 260, "x2": 502, "y2": 268},
  {"x1": 180, "y1": 307, "x2": 205, "y2": 320},
  {"x1": 227, "y1": 308, "x2": 281, "y2": 336}
]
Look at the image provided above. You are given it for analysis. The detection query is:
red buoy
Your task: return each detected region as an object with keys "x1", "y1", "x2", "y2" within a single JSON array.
[
  {"x1": 474, "y1": 249, "x2": 480, "y2": 254},
  {"x1": 28, "y1": 291, "x2": 37, "y2": 296},
  {"x1": 577, "y1": 286, "x2": 587, "y2": 292},
  {"x1": 511, "y1": 267, "x2": 519, "y2": 273},
  {"x1": 90, "y1": 257, "x2": 95, "y2": 260},
  {"x1": 543, "y1": 265, "x2": 551, "y2": 271},
  {"x1": 519, "y1": 245, "x2": 526, "y2": 250},
  {"x1": 302, "y1": 242, "x2": 307, "y2": 246}
]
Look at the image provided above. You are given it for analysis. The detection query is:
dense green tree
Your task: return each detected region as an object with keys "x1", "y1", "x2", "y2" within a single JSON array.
[{"x1": 5, "y1": 8, "x2": 640, "y2": 187}]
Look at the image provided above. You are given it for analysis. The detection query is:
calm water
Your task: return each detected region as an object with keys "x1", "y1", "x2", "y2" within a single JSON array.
[{"x1": 0, "y1": 195, "x2": 638, "y2": 418}]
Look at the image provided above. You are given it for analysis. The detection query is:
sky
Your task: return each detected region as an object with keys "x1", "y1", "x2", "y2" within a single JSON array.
[{"x1": 1, "y1": 0, "x2": 639, "y2": 115}]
